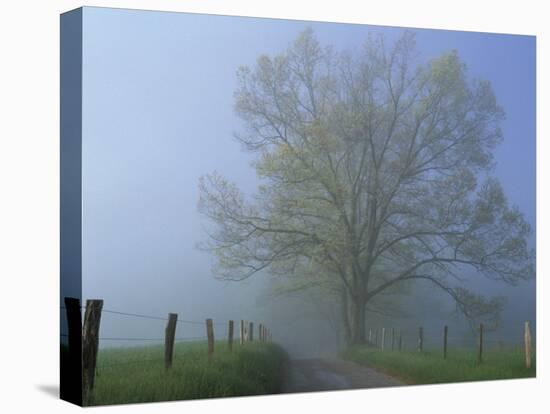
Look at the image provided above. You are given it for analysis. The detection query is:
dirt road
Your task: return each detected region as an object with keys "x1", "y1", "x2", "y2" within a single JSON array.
[{"x1": 282, "y1": 358, "x2": 403, "y2": 393}]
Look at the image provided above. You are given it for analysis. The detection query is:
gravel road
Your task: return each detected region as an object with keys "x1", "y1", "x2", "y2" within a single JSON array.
[{"x1": 281, "y1": 358, "x2": 403, "y2": 393}]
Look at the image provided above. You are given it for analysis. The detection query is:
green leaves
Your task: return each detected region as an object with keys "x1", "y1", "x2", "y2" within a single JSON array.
[{"x1": 198, "y1": 29, "x2": 534, "y2": 339}]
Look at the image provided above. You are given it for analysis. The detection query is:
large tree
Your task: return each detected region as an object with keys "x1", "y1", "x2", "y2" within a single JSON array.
[{"x1": 199, "y1": 29, "x2": 534, "y2": 344}]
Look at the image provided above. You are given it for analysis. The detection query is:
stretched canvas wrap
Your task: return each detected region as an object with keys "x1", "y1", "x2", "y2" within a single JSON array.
[{"x1": 60, "y1": 6, "x2": 536, "y2": 407}]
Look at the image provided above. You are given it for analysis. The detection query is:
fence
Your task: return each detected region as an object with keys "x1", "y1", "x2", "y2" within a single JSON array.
[
  {"x1": 366, "y1": 321, "x2": 534, "y2": 367},
  {"x1": 61, "y1": 297, "x2": 274, "y2": 403}
]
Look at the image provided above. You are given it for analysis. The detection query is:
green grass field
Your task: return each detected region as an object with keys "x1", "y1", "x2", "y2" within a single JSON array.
[
  {"x1": 343, "y1": 345, "x2": 535, "y2": 385},
  {"x1": 86, "y1": 341, "x2": 287, "y2": 406}
]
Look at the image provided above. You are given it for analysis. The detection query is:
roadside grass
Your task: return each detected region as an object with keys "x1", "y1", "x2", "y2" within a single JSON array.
[
  {"x1": 88, "y1": 341, "x2": 288, "y2": 406},
  {"x1": 343, "y1": 345, "x2": 535, "y2": 385}
]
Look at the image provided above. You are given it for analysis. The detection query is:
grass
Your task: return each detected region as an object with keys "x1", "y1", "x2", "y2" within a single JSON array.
[
  {"x1": 87, "y1": 341, "x2": 288, "y2": 406},
  {"x1": 343, "y1": 345, "x2": 535, "y2": 385}
]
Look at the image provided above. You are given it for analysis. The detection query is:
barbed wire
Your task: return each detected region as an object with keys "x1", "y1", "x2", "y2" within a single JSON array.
[
  {"x1": 96, "y1": 358, "x2": 163, "y2": 368},
  {"x1": 102, "y1": 309, "x2": 167, "y2": 321},
  {"x1": 98, "y1": 336, "x2": 207, "y2": 342},
  {"x1": 61, "y1": 305, "x2": 230, "y2": 327},
  {"x1": 101, "y1": 309, "x2": 227, "y2": 326}
]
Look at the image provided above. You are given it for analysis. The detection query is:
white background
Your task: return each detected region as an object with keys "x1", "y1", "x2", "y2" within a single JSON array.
[{"x1": 0, "y1": 0, "x2": 547, "y2": 412}]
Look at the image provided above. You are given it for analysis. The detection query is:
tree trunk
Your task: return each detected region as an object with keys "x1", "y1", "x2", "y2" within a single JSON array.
[
  {"x1": 341, "y1": 289, "x2": 352, "y2": 345},
  {"x1": 348, "y1": 296, "x2": 366, "y2": 345}
]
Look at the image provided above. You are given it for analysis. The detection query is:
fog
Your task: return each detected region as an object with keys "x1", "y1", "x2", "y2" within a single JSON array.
[{"x1": 61, "y1": 7, "x2": 535, "y2": 357}]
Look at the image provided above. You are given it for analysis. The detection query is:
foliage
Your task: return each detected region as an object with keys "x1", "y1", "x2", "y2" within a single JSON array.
[{"x1": 198, "y1": 29, "x2": 534, "y2": 343}]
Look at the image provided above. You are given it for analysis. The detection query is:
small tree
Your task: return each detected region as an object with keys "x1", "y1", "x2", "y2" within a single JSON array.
[{"x1": 199, "y1": 29, "x2": 534, "y2": 344}]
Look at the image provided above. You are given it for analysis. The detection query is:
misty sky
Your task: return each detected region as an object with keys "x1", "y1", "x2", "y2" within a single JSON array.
[{"x1": 77, "y1": 7, "x2": 535, "y2": 355}]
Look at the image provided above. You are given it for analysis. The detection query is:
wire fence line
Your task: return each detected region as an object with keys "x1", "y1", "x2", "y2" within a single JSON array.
[
  {"x1": 365, "y1": 321, "x2": 534, "y2": 369},
  {"x1": 366, "y1": 320, "x2": 536, "y2": 345},
  {"x1": 96, "y1": 358, "x2": 164, "y2": 369},
  {"x1": 60, "y1": 310, "x2": 239, "y2": 343},
  {"x1": 98, "y1": 336, "x2": 208, "y2": 342},
  {"x1": 60, "y1": 304, "x2": 235, "y2": 343},
  {"x1": 61, "y1": 333, "x2": 208, "y2": 342},
  {"x1": 61, "y1": 306, "x2": 227, "y2": 326},
  {"x1": 94, "y1": 337, "x2": 212, "y2": 369},
  {"x1": 62, "y1": 296, "x2": 274, "y2": 401}
]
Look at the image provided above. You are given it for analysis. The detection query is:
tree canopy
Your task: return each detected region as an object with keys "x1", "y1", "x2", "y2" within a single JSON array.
[{"x1": 198, "y1": 29, "x2": 534, "y2": 344}]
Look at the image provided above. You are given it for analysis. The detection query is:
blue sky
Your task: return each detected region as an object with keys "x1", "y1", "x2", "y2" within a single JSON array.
[{"x1": 79, "y1": 7, "x2": 535, "y2": 350}]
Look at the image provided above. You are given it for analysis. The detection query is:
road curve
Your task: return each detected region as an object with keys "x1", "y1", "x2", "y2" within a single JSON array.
[{"x1": 281, "y1": 358, "x2": 403, "y2": 394}]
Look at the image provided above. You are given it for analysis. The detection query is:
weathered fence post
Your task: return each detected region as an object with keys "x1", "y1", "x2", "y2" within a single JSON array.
[
  {"x1": 241, "y1": 320, "x2": 248, "y2": 345},
  {"x1": 398, "y1": 329, "x2": 402, "y2": 351},
  {"x1": 228, "y1": 320, "x2": 234, "y2": 351},
  {"x1": 391, "y1": 328, "x2": 395, "y2": 351},
  {"x1": 374, "y1": 328, "x2": 378, "y2": 347},
  {"x1": 417, "y1": 327, "x2": 423, "y2": 352},
  {"x1": 478, "y1": 323, "x2": 484, "y2": 364},
  {"x1": 164, "y1": 313, "x2": 178, "y2": 369},
  {"x1": 206, "y1": 318, "x2": 214, "y2": 358},
  {"x1": 443, "y1": 325, "x2": 448, "y2": 359},
  {"x1": 524, "y1": 321, "x2": 532, "y2": 369},
  {"x1": 63, "y1": 297, "x2": 82, "y2": 405},
  {"x1": 368, "y1": 329, "x2": 372, "y2": 344},
  {"x1": 82, "y1": 299, "x2": 103, "y2": 404},
  {"x1": 258, "y1": 324, "x2": 262, "y2": 342},
  {"x1": 381, "y1": 328, "x2": 386, "y2": 351},
  {"x1": 249, "y1": 321, "x2": 254, "y2": 342}
]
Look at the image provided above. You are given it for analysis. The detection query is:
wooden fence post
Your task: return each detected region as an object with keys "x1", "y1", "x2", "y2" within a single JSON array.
[
  {"x1": 164, "y1": 313, "x2": 178, "y2": 369},
  {"x1": 206, "y1": 318, "x2": 214, "y2": 358},
  {"x1": 391, "y1": 328, "x2": 395, "y2": 351},
  {"x1": 443, "y1": 325, "x2": 448, "y2": 359},
  {"x1": 524, "y1": 321, "x2": 532, "y2": 369},
  {"x1": 398, "y1": 329, "x2": 402, "y2": 351},
  {"x1": 368, "y1": 329, "x2": 372, "y2": 344},
  {"x1": 381, "y1": 328, "x2": 386, "y2": 351},
  {"x1": 374, "y1": 328, "x2": 378, "y2": 347},
  {"x1": 82, "y1": 299, "x2": 103, "y2": 404},
  {"x1": 249, "y1": 321, "x2": 254, "y2": 342},
  {"x1": 417, "y1": 327, "x2": 423, "y2": 352},
  {"x1": 228, "y1": 320, "x2": 234, "y2": 351},
  {"x1": 241, "y1": 319, "x2": 246, "y2": 345},
  {"x1": 63, "y1": 297, "x2": 82, "y2": 405},
  {"x1": 478, "y1": 323, "x2": 484, "y2": 364}
]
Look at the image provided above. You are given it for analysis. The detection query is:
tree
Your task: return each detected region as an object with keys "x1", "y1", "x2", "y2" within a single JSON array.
[{"x1": 198, "y1": 29, "x2": 534, "y2": 345}]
